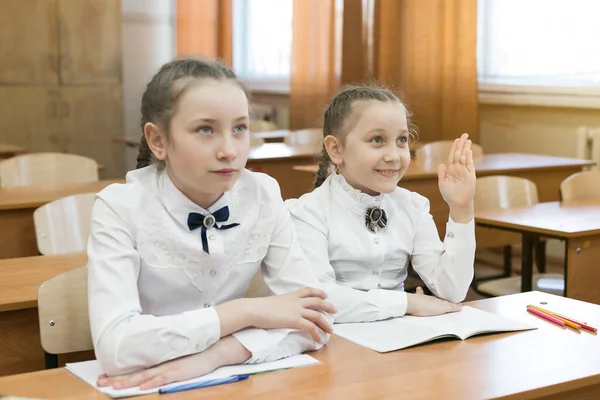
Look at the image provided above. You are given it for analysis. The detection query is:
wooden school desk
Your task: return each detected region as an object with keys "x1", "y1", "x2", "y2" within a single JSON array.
[
  {"x1": 0, "y1": 253, "x2": 88, "y2": 376},
  {"x1": 253, "y1": 129, "x2": 289, "y2": 143},
  {"x1": 0, "y1": 291, "x2": 599, "y2": 399},
  {"x1": 476, "y1": 200, "x2": 600, "y2": 304},
  {"x1": 0, "y1": 144, "x2": 26, "y2": 161},
  {"x1": 294, "y1": 153, "x2": 595, "y2": 247},
  {"x1": 0, "y1": 179, "x2": 123, "y2": 259},
  {"x1": 247, "y1": 142, "x2": 320, "y2": 199}
]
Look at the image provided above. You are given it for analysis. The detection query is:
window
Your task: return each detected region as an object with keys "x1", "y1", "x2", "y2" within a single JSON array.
[
  {"x1": 232, "y1": 0, "x2": 293, "y2": 92},
  {"x1": 477, "y1": 0, "x2": 600, "y2": 89}
]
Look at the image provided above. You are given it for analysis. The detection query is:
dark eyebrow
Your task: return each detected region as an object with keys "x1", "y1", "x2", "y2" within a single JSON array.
[
  {"x1": 191, "y1": 116, "x2": 249, "y2": 124},
  {"x1": 366, "y1": 128, "x2": 409, "y2": 135}
]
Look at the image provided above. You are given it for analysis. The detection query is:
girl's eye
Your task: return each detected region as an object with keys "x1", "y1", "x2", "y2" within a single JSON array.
[
  {"x1": 197, "y1": 126, "x2": 213, "y2": 134},
  {"x1": 233, "y1": 124, "x2": 248, "y2": 134},
  {"x1": 370, "y1": 136, "x2": 384, "y2": 144},
  {"x1": 398, "y1": 136, "x2": 408, "y2": 144}
]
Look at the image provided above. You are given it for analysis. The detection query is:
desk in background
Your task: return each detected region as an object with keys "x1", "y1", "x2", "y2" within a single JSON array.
[
  {"x1": 247, "y1": 143, "x2": 320, "y2": 199},
  {"x1": 0, "y1": 179, "x2": 124, "y2": 259},
  {"x1": 0, "y1": 253, "x2": 88, "y2": 376},
  {"x1": 0, "y1": 291, "x2": 599, "y2": 399},
  {"x1": 476, "y1": 200, "x2": 600, "y2": 304},
  {"x1": 294, "y1": 153, "x2": 595, "y2": 247}
]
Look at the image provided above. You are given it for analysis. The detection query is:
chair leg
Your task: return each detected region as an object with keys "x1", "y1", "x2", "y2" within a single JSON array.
[
  {"x1": 502, "y1": 245, "x2": 512, "y2": 276},
  {"x1": 45, "y1": 352, "x2": 59, "y2": 369},
  {"x1": 535, "y1": 238, "x2": 547, "y2": 273}
]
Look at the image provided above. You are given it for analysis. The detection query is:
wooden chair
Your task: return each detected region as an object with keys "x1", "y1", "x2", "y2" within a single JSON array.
[
  {"x1": 0, "y1": 152, "x2": 99, "y2": 187},
  {"x1": 38, "y1": 266, "x2": 93, "y2": 368},
  {"x1": 415, "y1": 140, "x2": 484, "y2": 161},
  {"x1": 473, "y1": 176, "x2": 561, "y2": 297},
  {"x1": 33, "y1": 193, "x2": 96, "y2": 255},
  {"x1": 560, "y1": 170, "x2": 600, "y2": 202},
  {"x1": 575, "y1": 126, "x2": 600, "y2": 171},
  {"x1": 250, "y1": 119, "x2": 278, "y2": 133}
]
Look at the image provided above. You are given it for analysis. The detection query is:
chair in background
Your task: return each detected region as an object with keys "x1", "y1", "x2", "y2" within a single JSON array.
[
  {"x1": 250, "y1": 119, "x2": 278, "y2": 133},
  {"x1": 38, "y1": 266, "x2": 93, "y2": 368},
  {"x1": 284, "y1": 128, "x2": 322, "y2": 150},
  {"x1": 560, "y1": 170, "x2": 600, "y2": 202},
  {"x1": 473, "y1": 176, "x2": 563, "y2": 297},
  {"x1": 33, "y1": 193, "x2": 97, "y2": 255},
  {"x1": 575, "y1": 126, "x2": 600, "y2": 171},
  {"x1": 0, "y1": 152, "x2": 98, "y2": 187},
  {"x1": 415, "y1": 140, "x2": 484, "y2": 161}
]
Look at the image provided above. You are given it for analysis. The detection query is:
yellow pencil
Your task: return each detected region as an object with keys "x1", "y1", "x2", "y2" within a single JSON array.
[{"x1": 527, "y1": 304, "x2": 581, "y2": 330}]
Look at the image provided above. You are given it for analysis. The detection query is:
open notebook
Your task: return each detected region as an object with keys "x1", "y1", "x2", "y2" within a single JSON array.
[
  {"x1": 66, "y1": 354, "x2": 319, "y2": 398},
  {"x1": 333, "y1": 306, "x2": 536, "y2": 352}
]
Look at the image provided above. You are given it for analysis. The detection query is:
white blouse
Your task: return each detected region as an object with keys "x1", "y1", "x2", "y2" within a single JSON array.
[
  {"x1": 286, "y1": 173, "x2": 475, "y2": 323},
  {"x1": 87, "y1": 165, "x2": 329, "y2": 376}
]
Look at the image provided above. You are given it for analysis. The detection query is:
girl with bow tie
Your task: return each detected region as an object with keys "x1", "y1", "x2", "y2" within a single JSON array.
[
  {"x1": 86, "y1": 58, "x2": 335, "y2": 390},
  {"x1": 286, "y1": 85, "x2": 476, "y2": 323}
]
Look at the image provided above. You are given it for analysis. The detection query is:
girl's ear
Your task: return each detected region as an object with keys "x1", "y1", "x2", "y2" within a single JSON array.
[
  {"x1": 143, "y1": 122, "x2": 167, "y2": 161},
  {"x1": 324, "y1": 135, "x2": 343, "y2": 165}
]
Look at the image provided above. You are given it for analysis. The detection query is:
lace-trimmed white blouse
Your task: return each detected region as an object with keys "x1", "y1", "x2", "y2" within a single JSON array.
[
  {"x1": 87, "y1": 164, "x2": 328, "y2": 376},
  {"x1": 286, "y1": 173, "x2": 475, "y2": 323}
]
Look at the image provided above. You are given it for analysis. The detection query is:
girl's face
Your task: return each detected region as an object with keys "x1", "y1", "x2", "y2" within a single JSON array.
[
  {"x1": 158, "y1": 79, "x2": 250, "y2": 208},
  {"x1": 327, "y1": 100, "x2": 411, "y2": 195}
]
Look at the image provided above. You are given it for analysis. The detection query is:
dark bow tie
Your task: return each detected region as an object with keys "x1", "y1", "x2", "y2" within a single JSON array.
[{"x1": 187, "y1": 206, "x2": 239, "y2": 254}]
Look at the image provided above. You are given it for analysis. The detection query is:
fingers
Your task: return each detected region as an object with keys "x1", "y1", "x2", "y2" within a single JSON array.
[
  {"x1": 97, "y1": 374, "x2": 110, "y2": 387},
  {"x1": 296, "y1": 287, "x2": 327, "y2": 300},
  {"x1": 436, "y1": 164, "x2": 446, "y2": 186},
  {"x1": 460, "y1": 139, "x2": 472, "y2": 165},
  {"x1": 466, "y1": 149, "x2": 475, "y2": 173},
  {"x1": 301, "y1": 297, "x2": 337, "y2": 314},
  {"x1": 111, "y1": 369, "x2": 155, "y2": 389},
  {"x1": 298, "y1": 318, "x2": 324, "y2": 342},
  {"x1": 302, "y1": 309, "x2": 333, "y2": 335},
  {"x1": 448, "y1": 138, "x2": 459, "y2": 165},
  {"x1": 139, "y1": 372, "x2": 175, "y2": 390},
  {"x1": 453, "y1": 133, "x2": 468, "y2": 164},
  {"x1": 416, "y1": 286, "x2": 424, "y2": 295}
]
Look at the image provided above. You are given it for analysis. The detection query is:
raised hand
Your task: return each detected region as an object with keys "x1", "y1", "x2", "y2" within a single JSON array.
[{"x1": 436, "y1": 133, "x2": 476, "y2": 223}]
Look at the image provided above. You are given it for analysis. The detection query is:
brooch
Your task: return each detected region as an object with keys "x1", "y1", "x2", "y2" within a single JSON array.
[{"x1": 365, "y1": 206, "x2": 387, "y2": 233}]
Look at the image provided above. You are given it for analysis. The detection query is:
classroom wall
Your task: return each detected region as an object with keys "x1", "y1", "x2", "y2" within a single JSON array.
[
  {"x1": 121, "y1": 0, "x2": 176, "y2": 172},
  {"x1": 480, "y1": 104, "x2": 600, "y2": 157}
]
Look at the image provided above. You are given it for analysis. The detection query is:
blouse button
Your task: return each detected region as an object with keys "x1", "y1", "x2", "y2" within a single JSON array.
[
  {"x1": 204, "y1": 302, "x2": 211, "y2": 308},
  {"x1": 209, "y1": 235, "x2": 216, "y2": 241},
  {"x1": 209, "y1": 269, "x2": 217, "y2": 276},
  {"x1": 373, "y1": 238, "x2": 380, "y2": 244},
  {"x1": 372, "y1": 270, "x2": 380, "y2": 276}
]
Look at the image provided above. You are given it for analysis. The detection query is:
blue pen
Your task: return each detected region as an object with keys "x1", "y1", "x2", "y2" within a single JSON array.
[{"x1": 159, "y1": 374, "x2": 249, "y2": 394}]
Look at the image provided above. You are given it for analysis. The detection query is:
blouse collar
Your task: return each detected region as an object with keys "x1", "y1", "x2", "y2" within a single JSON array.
[
  {"x1": 157, "y1": 168, "x2": 232, "y2": 229},
  {"x1": 329, "y1": 173, "x2": 387, "y2": 216}
]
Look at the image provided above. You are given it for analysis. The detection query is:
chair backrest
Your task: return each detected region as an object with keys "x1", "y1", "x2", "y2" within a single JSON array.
[
  {"x1": 33, "y1": 193, "x2": 97, "y2": 255},
  {"x1": 38, "y1": 266, "x2": 93, "y2": 355},
  {"x1": 575, "y1": 126, "x2": 600, "y2": 171},
  {"x1": 475, "y1": 176, "x2": 539, "y2": 211},
  {"x1": 415, "y1": 140, "x2": 484, "y2": 161},
  {"x1": 0, "y1": 152, "x2": 99, "y2": 187},
  {"x1": 560, "y1": 170, "x2": 600, "y2": 202},
  {"x1": 284, "y1": 128, "x2": 323, "y2": 149}
]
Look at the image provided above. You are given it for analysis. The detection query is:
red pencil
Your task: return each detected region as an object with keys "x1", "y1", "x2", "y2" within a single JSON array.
[
  {"x1": 551, "y1": 313, "x2": 597, "y2": 333},
  {"x1": 527, "y1": 307, "x2": 566, "y2": 327}
]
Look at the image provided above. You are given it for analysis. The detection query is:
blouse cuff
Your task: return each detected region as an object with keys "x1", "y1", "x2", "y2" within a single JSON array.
[
  {"x1": 232, "y1": 328, "x2": 290, "y2": 364},
  {"x1": 444, "y1": 217, "x2": 476, "y2": 249}
]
